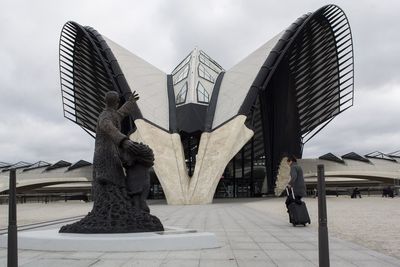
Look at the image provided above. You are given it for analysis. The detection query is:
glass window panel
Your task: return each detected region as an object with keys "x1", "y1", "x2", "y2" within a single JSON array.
[
  {"x1": 176, "y1": 82, "x2": 188, "y2": 105},
  {"x1": 171, "y1": 54, "x2": 191, "y2": 75},
  {"x1": 197, "y1": 81, "x2": 210, "y2": 103},
  {"x1": 198, "y1": 63, "x2": 215, "y2": 83},
  {"x1": 173, "y1": 64, "x2": 189, "y2": 85},
  {"x1": 199, "y1": 51, "x2": 223, "y2": 73}
]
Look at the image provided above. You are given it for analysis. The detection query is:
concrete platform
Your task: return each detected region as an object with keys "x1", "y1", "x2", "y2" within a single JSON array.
[{"x1": 0, "y1": 227, "x2": 218, "y2": 251}]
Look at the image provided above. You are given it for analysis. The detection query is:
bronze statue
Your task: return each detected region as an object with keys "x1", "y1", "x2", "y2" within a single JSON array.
[
  {"x1": 121, "y1": 141, "x2": 154, "y2": 212},
  {"x1": 60, "y1": 91, "x2": 163, "y2": 233}
]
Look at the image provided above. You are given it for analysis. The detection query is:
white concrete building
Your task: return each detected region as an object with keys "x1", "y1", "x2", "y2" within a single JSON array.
[{"x1": 57, "y1": 5, "x2": 356, "y2": 204}]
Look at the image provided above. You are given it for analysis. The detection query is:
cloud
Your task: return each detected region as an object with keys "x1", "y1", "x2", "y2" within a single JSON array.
[
  {"x1": 0, "y1": 0, "x2": 399, "y2": 164},
  {"x1": 0, "y1": 113, "x2": 94, "y2": 163},
  {"x1": 303, "y1": 83, "x2": 400, "y2": 157}
]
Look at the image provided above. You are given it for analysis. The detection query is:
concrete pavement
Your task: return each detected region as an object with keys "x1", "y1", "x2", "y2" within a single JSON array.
[{"x1": 0, "y1": 199, "x2": 399, "y2": 266}]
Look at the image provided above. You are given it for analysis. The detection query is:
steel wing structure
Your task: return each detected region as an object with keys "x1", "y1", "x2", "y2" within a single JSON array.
[{"x1": 59, "y1": 4, "x2": 354, "y2": 204}]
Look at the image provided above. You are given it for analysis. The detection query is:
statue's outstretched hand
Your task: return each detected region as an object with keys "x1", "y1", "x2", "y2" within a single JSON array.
[
  {"x1": 141, "y1": 147, "x2": 154, "y2": 162},
  {"x1": 129, "y1": 91, "x2": 140, "y2": 102},
  {"x1": 138, "y1": 146, "x2": 155, "y2": 167},
  {"x1": 122, "y1": 139, "x2": 136, "y2": 152},
  {"x1": 122, "y1": 139, "x2": 152, "y2": 155}
]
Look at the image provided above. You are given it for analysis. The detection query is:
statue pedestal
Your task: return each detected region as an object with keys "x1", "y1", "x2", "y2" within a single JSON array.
[{"x1": 0, "y1": 227, "x2": 218, "y2": 251}]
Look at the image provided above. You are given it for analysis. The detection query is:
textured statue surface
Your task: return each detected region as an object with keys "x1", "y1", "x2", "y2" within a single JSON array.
[{"x1": 60, "y1": 91, "x2": 163, "y2": 233}]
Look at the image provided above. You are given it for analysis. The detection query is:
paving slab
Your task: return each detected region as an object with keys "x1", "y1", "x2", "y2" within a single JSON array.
[{"x1": 0, "y1": 198, "x2": 399, "y2": 266}]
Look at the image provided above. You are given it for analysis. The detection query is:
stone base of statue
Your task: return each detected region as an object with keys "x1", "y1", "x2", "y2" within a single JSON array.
[
  {"x1": 0, "y1": 227, "x2": 218, "y2": 252},
  {"x1": 59, "y1": 183, "x2": 163, "y2": 233}
]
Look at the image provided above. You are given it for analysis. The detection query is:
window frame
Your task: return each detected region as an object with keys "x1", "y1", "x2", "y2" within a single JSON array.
[
  {"x1": 196, "y1": 81, "x2": 210, "y2": 104},
  {"x1": 175, "y1": 82, "x2": 188, "y2": 105}
]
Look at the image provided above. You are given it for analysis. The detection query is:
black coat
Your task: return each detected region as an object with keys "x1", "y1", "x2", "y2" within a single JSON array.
[{"x1": 288, "y1": 162, "x2": 306, "y2": 197}]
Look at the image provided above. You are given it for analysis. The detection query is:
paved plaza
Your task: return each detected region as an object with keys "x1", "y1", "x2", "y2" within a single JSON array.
[{"x1": 0, "y1": 197, "x2": 399, "y2": 266}]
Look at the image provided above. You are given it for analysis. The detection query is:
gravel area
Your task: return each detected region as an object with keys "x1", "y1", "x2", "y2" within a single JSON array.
[{"x1": 245, "y1": 196, "x2": 400, "y2": 259}]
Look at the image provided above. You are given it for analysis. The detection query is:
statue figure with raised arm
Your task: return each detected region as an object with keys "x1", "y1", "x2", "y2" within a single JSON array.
[{"x1": 60, "y1": 91, "x2": 163, "y2": 233}]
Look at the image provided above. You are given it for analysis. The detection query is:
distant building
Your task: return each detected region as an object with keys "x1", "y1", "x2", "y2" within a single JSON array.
[
  {"x1": 1, "y1": 151, "x2": 399, "y2": 199},
  {"x1": 0, "y1": 160, "x2": 92, "y2": 198},
  {"x1": 58, "y1": 5, "x2": 354, "y2": 204},
  {"x1": 299, "y1": 151, "x2": 400, "y2": 192}
]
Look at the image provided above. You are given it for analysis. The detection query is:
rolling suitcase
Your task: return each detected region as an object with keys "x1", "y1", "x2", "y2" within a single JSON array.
[{"x1": 286, "y1": 187, "x2": 311, "y2": 226}]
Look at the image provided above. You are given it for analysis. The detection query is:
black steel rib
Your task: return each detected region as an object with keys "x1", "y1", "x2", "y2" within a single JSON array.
[{"x1": 59, "y1": 21, "x2": 140, "y2": 136}]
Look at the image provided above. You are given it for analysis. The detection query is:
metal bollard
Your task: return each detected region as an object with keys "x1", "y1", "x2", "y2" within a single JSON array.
[
  {"x1": 317, "y1": 164, "x2": 329, "y2": 267},
  {"x1": 8, "y1": 169, "x2": 18, "y2": 267}
]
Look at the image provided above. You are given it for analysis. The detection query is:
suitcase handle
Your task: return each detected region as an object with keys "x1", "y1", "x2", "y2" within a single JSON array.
[{"x1": 285, "y1": 187, "x2": 295, "y2": 199}]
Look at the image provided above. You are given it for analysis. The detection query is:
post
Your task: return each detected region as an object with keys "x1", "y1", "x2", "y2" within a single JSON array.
[
  {"x1": 317, "y1": 165, "x2": 329, "y2": 267},
  {"x1": 250, "y1": 137, "x2": 254, "y2": 197},
  {"x1": 233, "y1": 155, "x2": 236, "y2": 197},
  {"x1": 8, "y1": 169, "x2": 18, "y2": 267}
]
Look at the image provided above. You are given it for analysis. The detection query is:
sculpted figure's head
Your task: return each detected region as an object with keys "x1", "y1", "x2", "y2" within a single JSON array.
[{"x1": 105, "y1": 91, "x2": 120, "y2": 109}]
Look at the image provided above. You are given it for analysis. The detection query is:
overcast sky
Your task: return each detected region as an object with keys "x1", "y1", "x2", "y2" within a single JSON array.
[{"x1": 1, "y1": 0, "x2": 399, "y2": 164}]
